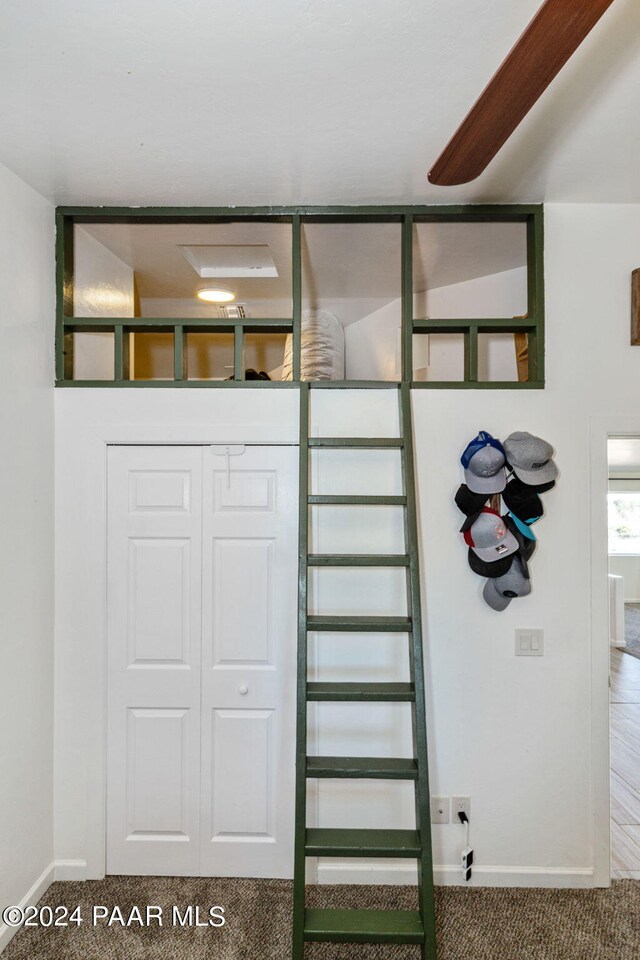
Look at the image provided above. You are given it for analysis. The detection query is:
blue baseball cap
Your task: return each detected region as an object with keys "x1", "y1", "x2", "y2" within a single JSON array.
[
  {"x1": 461, "y1": 432, "x2": 507, "y2": 495},
  {"x1": 460, "y1": 431, "x2": 505, "y2": 469},
  {"x1": 507, "y1": 511, "x2": 539, "y2": 541}
]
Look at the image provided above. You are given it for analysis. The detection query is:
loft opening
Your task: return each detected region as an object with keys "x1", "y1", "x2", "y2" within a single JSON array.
[{"x1": 56, "y1": 206, "x2": 544, "y2": 388}]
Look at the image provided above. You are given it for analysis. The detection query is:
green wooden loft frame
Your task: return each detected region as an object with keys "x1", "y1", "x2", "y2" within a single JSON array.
[{"x1": 55, "y1": 204, "x2": 544, "y2": 388}]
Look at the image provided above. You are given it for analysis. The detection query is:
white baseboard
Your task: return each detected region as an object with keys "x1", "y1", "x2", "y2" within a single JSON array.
[
  {"x1": 624, "y1": 598, "x2": 640, "y2": 604},
  {"x1": 0, "y1": 860, "x2": 88, "y2": 955},
  {"x1": 317, "y1": 861, "x2": 595, "y2": 888},
  {"x1": 54, "y1": 860, "x2": 87, "y2": 882},
  {"x1": 433, "y1": 865, "x2": 595, "y2": 888},
  {"x1": 0, "y1": 862, "x2": 55, "y2": 954}
]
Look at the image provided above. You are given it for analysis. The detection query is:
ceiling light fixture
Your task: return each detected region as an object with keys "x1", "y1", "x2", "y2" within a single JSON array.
[{"x1": 196, "y1": 287, "x2": 236, "y2": 303}]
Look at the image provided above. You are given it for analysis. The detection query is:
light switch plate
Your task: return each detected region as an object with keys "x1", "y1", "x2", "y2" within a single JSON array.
[
  {"x1": 515, "y1": 628, "x2": 544, "y2": 656},
  {"x1": 430, "y1": 796, "x2": 450, "y2": 823}
]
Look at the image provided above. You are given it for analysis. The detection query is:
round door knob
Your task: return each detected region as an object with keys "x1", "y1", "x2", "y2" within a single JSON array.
[{"x1": 238, "y1": 685, "x2": 249, "y2": 696}]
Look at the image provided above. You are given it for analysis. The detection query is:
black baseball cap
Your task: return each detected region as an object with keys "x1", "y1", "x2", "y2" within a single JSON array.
[
  {"x1": 504, "y1": 515, "x2": 536, "y2": 577},
  {"x1": 455, "y1": 484, "x2": 489, "y2": 517},
  {"x1": 521, "y1": 477, "x2": 556, "y2": 493},
  {"x1": 503, "y1": 478, "x2": 543, "y2": 519},
  {"x1": 468, "y1": 548, "x2": 514, "y2": 579}
]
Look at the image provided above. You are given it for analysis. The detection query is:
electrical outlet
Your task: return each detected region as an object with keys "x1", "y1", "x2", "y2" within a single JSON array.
[
  {"x1": 452, "y1": 796, "x2": 471, "y2": 821},
  {"x1": 515, "y1": 628, "x2": 544, "y2": 656},
  {"x1": 430, "y1": 796, "x2": 450, "y2": 824}
]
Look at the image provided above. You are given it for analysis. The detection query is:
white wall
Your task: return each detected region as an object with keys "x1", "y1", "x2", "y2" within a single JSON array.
[
  {"x1": 344, "y1": 299, "x2": 402, "y2": 380},
  {"x1": 54, "y1": 203, "x2": 640, "y2": 889},
  {"x1": 73, "y1": 227, "x2": 134, "y2": 380},
  {"x1": 54, "y1": 389, "x2": 298, "y2": 872},
  {"x1": 410, "y1": 204, "x2": 640, "y2": 885},
  {"x1": 345, "y1": 267, "x2": 527, "y2": 382},
  {"x1": 0, "y1": 164, "x2": 55, "y2": 948},
  {"x1": 422, "y1": 265, "x2": 528, "y2": 319}
]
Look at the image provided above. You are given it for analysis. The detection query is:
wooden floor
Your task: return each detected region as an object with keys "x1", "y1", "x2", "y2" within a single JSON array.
[{"x1": 611, "y1": 646, "x2": 640, "y2": 878}]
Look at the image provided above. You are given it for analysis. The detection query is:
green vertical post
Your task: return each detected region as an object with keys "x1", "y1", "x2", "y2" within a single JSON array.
[
  {"x1": 292, "y1": 381, "x2": 309, "y2": 959},
  {"x1": 292, "y1": 215, "x2": 302, "y2": 382},
  {"x1": 402, "y1": 214, "x2": 414, "y2": 383},
  {"x1": 527, "y1": 209, "x2": 544, "y2": 383},
  {"x1": 234, "y1": 324, "x2": 244, "y2": 381},
  {"x1": 115, "y1": 327, "x2": 130, "y2": 381},
  {"x1": 399, "y1": 382, "x2": 437, "y2": 960},
  {"x1": 174, "y1": 325, "x2": 185, "y2": 381},
  {"x1": 467, "y1": 325, "x2": 479, "y2": 382},
  {"x1": 55, "y1": 212, "x2": 74, "y2": 382}
]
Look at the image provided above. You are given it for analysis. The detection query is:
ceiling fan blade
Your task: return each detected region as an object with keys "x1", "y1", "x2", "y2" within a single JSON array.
[{"x1": 428, "y1": 0, "x2": 615, "y2": 186}]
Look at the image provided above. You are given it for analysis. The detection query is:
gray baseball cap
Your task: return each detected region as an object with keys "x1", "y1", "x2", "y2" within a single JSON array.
[
  {"x1": 503, "y1": 432, "x2": 558, "y2": 485},
  {"x1": 464, "y1": 444, "x2": 507, "y2": 494},
  {"x1": 483, "y1": 555, "x2": 531, "y2": 611},
  {"x1": 462, "y1": 508, "x2": 518, "y2": 563}
]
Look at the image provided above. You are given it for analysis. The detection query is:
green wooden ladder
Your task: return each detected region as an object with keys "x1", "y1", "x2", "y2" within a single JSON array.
[{"x1": 292, "y1": 381, "x2": 437, "y2": 958}]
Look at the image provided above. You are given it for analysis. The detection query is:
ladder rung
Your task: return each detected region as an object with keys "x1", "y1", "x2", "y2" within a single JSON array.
[
  {"x1": 304, "y1": 908, "x2": 424, "y2": 944},
  {"x1": 307, "y1": 682, "x2": 415, "y2": 702},
  {"x1": 306, "y1": 756, "x2": 418, "y2": 779},
  {"x1": 306, "y1": 828, "x2": 421, "y2": 858},
  {"x1": 308, "y1": 438, "x2": 404, "y2": 449},
  {"x1": 308, "y1": 495, "x2": 407, "y2": 505},
  {"x1": 307, "y1": 554, "x2": 409, "y2": 567},
  {"x1": 307, "y1": 615, "x2": 412, "y2": 632}
]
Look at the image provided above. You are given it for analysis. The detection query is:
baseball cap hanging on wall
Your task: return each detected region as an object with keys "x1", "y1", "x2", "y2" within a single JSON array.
[
  {"x1": 503, "y1": 515, "x2": 536, "y2": 570},
  {"x1": 456, "y1": 429, "x2": 557, "y2": 612},
  {"x1": 461, "y1": 508, "x2": 518, "y2": 563},
  {"x1": 482, "y1": 555, "x2": 531, "y2": 611},
  {"x1": 503, "y1": 432, "x2": 558, "y2": 486},
  {"x1": 454, "y1": 483, "x2": 489, "y2": 517},
  {"x1": 503, "y1": 479, "x2": 543, "y2": 541},
  {"x1": 460, "y1": 431, "x2": 507, "y2": 494},
  {"x1": 467, "y1": 546, "x2": 514, "y2": 579}
]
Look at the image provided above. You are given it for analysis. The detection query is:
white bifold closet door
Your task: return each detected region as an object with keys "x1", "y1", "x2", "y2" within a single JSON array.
[{"x1": 106, "y1": 445, "x2": 297, "y2": 878}]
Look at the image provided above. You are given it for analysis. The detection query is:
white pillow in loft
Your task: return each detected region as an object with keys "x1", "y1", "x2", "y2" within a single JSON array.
[{"x1": 282, "y1": 311, "x2": 345, "y2": 381}]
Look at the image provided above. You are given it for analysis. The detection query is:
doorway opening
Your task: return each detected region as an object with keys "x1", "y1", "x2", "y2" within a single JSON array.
[{"x1": 608, "y1": 437, "x2": 640, "y2": 878}]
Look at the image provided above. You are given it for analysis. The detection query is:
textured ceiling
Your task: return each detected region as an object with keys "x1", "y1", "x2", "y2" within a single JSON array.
[{"x1": 0, "y1": 0, "x2": 637, "y2": 206}]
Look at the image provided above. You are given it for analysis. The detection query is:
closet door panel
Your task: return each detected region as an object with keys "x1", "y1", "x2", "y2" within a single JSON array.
[
  {"x1": 127, "y1": 537, "x2": 192, "y2": 664},
  {"x1": 125, "y1": 707, "x2": 191, "y2": 836},
  {"x1": 106, "y1": 446, "x2": 203, "y2": 876},
  {"x1": 200, "y1": 446, "x2": 297, "y2": 878},
  {"x1": 210, "y1": 708, "x2": 274, "y2": 837},
  {"x1": 211, "y1": 537, "x2": 274, "y2": 664}
]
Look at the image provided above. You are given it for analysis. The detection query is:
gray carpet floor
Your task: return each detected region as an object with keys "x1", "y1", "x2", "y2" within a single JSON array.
[
  {"x1": 3, "y1": 877, "x2": 640, "y2": 960},
  {"x1": 623, "y1": 604, "x2": 640, "y2": 660}
]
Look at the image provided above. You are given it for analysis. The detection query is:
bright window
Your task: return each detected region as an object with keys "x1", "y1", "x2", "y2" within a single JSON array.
[{"x1": 608, "y1": 492, "x2": 640, "y2": 555}]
